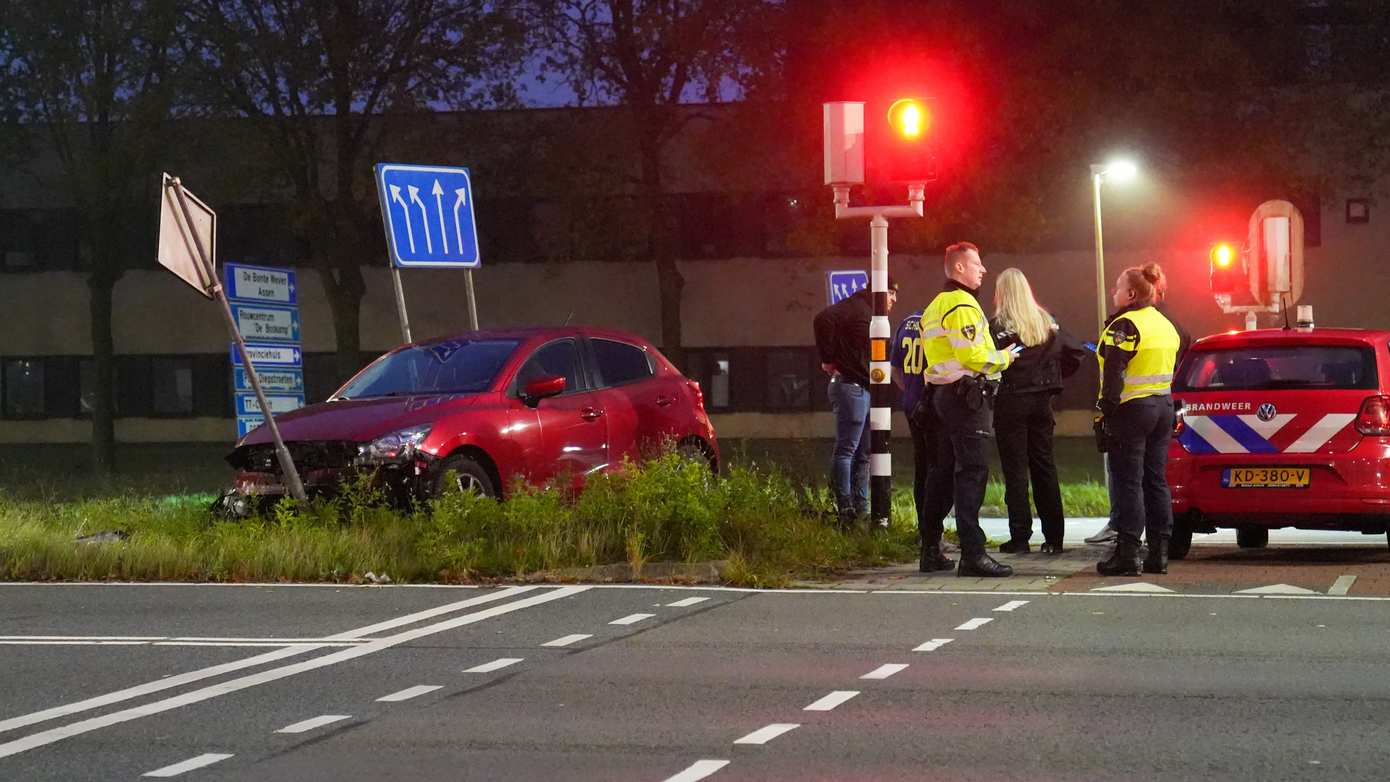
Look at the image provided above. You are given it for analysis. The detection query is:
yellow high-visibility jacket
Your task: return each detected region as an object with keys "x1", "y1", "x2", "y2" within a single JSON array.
[
  {"x1": 1097, "y1": 304, "x2": 1180, "y2": 414},
  {"x1": 921, "y1": 281, "x2": 1014, "y2": 385}
]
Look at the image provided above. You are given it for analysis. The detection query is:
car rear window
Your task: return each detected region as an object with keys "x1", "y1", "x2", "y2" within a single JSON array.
[
  {"x1": 591, "y1": 339, "x2": 654, "y2": 386},
  {"x1": 1176, "y1": 344, "x2": 1377, "y2": 391}
]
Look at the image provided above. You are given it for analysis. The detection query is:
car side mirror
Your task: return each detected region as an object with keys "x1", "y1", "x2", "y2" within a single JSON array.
[{"x1": 521, "y1": 375, "x2": 566, "y2": 406}]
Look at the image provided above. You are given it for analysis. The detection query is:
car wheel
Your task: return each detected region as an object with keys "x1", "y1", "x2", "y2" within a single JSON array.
[
  {"x1": 1236, "y1": 526, "x2": 1269, "y2": 549},
  {"x1": 1170, "y1": 520, "x2": 1193, "y2": 561},
  {"x1": 676, "y1": 438, "x2": 716, "y2": 473},
  {"x1": 432, "y1": 454, "x2": 497, "y2": 499}
]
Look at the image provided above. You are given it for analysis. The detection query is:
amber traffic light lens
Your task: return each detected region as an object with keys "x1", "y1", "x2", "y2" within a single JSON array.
[
  {"x1": 888, "y1": 98, "x2": 930, "y2": 139},
  {"x1": 1210, "y1": 243, "x2": 1234, "y2": 267}
]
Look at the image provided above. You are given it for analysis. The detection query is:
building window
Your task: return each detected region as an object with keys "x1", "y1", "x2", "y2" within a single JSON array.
[
  {"x1": 685, "y1": 351, "x2": 732, "y2": 411},
  {"x1": 764, "y1": 348, "x2": 813, "y2": 410},
  {"x1": 151, "y1": 357, "x2": 195, "y2": 417},
  {"x1": 0, "y1": 210, "x2": 80, "y2": 271},
  {"x1": 2, "y1": 358, "x2": 45, "y2": 417}
]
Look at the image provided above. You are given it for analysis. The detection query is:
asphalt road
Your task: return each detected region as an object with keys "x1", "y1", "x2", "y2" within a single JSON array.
[{"x1": 2, "y1": 576, "x2": 1389, "y2": 781}]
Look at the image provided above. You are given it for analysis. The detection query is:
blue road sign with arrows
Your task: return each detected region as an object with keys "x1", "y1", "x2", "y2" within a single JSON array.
[
  {"x1": 374, "y1": 163, "x2": 481, "y2": 268},
  {"x1": 827, "y1": 270, "x2": 869, "y2": 305}
]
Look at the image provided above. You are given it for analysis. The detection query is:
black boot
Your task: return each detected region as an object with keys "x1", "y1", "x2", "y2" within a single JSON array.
[
  {"x1": 958, "y1": 553, "x2": 1013, "y2": 577},
  {"x1": 998, "y1": 539, "x2": 1030, "y2": 554},
  {"x1": 919, "y1": 544, "x2": 955, "y2": 573},
  {"x1": 1096, "y1": 535, "x2": 1142, "y2": 576},
  {"x1": 1143, "y1": 537, "x2": 1169, "y2": 574}
]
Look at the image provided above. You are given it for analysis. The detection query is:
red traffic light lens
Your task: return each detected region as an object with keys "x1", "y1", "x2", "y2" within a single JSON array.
[
  {"x1": 1209, "y1": 242, "x2": 1234, "y2": 267},
  {"x1": 887, "y1": 98, "x2": 930, "y2": 139}
]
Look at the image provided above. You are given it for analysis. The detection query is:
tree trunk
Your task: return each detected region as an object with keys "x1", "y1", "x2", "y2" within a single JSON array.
[
  {"x1": 87, "y1": 273, "x2": 117, "y2": 476},
  {"x1": 320, "y1": 262, "x2": 366, "y2": 388},
  {"x1": 639, "y1": 130, "x2": 685, "y2": 370}
]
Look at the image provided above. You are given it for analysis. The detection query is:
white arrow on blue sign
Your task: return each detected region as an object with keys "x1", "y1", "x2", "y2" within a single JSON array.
[
  {"x1": 374, "y1": 163, "x2": 480, "y2": 268},
  {"x1": 230, "y1": 303, "x2": 300, "y2": 342},
  {"x1": 231, "y1": 341, "x2": 303, "y2": 368},
  {"x1": 233, "y1": 366, "x2": 304, "y2": 394},
  {"x1": 827, "y1": 270, "x2": 869, "y2": 305},
  {"x1": 224, "y1": 262, "x2": 297, "y2": 304}
]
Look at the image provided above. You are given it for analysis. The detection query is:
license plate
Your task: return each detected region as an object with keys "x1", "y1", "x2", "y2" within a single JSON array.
[{"x1": 1222, "y1": 467, "x2": 1311, "y2": 488}]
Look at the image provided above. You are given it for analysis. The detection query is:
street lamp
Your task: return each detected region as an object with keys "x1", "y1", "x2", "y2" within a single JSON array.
[{"x1": 1089, "y1": 158, "x2": 1139, "y2": 341}]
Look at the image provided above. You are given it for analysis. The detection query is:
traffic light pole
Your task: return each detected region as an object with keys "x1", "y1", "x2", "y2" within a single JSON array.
[{"x1": 832, "y1": 184, "x2": 925, "y2": 528}]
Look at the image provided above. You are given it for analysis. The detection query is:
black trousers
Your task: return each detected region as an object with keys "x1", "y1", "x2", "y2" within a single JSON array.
[
  {"x1": 907, "y1": 402, "x2": 939, "y2": 545},
  {"x1": 993, "y1": 392, "x2": 1065, "y2": 545},
  {"x1": 921, "y1": 383, "x2": 992, "y2": 558},
  {"x1": 1107, "y1": 395, "x2": 1175, "y2": 544}
]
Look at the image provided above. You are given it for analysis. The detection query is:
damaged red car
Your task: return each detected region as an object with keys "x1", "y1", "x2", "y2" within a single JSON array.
[{"x1": 219, "y1": 327, "x2": 718, "y2": 513}]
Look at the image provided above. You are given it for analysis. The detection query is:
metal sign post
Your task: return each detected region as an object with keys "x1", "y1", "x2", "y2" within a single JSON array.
[
  {"x1": 159, "y1": 175, "x2": 306, "y2": 502},
  {"x1": 373, "y1": 162, "x2": 483, "y2": 338}
]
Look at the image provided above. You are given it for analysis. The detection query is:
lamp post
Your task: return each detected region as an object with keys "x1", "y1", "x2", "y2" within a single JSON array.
[{"x1": 1089, "y1": 158, "x2": 1137, "y2": 493}]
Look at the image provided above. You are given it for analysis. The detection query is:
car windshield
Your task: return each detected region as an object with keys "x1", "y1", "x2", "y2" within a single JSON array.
[
  {"x1": 1177, "y1": 344, "x2": 1377, "y2": 391},
  {"x1": 333, "y1": 339, "x2": 520, "y2": 399}
]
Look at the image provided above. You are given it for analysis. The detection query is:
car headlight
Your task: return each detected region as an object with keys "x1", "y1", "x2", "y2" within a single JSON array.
[{"x1": 359, "y1": 424, "x2": 433, "y2": 464}]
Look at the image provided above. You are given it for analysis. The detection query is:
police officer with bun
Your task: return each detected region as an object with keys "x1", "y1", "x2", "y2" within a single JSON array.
[
  {"x1": 1094, "y1": 263, "x2": 1181, "y2": 576},
  {"x1": 918, "y1": 242, "x2": 1021, "y2": 578}
]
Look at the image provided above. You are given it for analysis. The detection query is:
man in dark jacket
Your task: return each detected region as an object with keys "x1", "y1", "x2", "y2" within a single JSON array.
[{"x1": 814, "y1": 276, "x2": 898, "y2": 525}]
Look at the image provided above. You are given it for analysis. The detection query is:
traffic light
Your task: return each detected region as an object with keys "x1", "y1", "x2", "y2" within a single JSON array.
[
  {"x1": 1209, "y1": 241, "x2": 1241, "y2": 294},
  {"x1": 872, "y1": 96, "x2": 937, "y2": 183}
]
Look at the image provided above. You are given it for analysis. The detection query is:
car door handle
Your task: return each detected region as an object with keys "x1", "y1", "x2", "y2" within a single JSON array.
[
  {"x1": 581, "y1": 407, "x2": 604, "y2": 421},
  {"x1": 655, "y1": 395, "x2": 675, "y2": 407}
]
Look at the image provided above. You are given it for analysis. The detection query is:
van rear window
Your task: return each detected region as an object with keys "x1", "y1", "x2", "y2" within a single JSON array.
[{"x1": 1177, "y1": 345, "x2": 1376, "y2": 391}]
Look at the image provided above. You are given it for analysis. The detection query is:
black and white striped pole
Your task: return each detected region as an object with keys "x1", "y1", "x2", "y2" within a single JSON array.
[{"x1": 824, "y1": 101, "x2": 929, "y2": 528}]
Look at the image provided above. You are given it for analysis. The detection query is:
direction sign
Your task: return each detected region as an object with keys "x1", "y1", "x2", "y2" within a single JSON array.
[
  {"x1": 230, "y1": 341, "x2": 303, "y2": 368},
  {"x1": 230, "y1": 303, "x2": 301, "y2": 342},
  {"x1": 224, "y1": 262, "x2": 297, "y2": 305},
  {"x1": 827, "y1": 270, "x2": 869, "y2": 305},
  {"x1": 157, "y1": 173, "x2": 217, "y2": 298},
  {"x1": 237, "y1": 415, "x2": 266, "y2": 439},
  {"x1": 233, "y1": 367, "x2": 304, "y2": 394},
  {"x1": 235, "y1": 392, "x2": 307, "y2": 417},
  {"x1": 374, "y1": 163, "x2": 480, "y2": 268}
]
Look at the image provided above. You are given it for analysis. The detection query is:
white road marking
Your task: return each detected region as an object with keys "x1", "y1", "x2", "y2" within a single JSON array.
[
  {"x1": 463, "y1": 657, "x2": 524, "y2": 674},
  {"x1": 667, "y1": 597, "x2": 711, "y2": 607},
  {"x1": 804, "y1": 690, "x2": 859, "y2": 711},
  {"x1": 0, "y1": 586, "x2": 586, "y2": 759},
  {"x1": 610, "y1": 613, "x2": 655, "y2": 625},
  {"x1": 913, "y1": 638, "x2": 954, "y2": 652},
  {"x1": 542, "y1": 634, "x2": 593, "y2": 648},
  {"x1": 0, "y1": 635, "x2": 165, "y2": 641},
  {"x1": 734, "y1": 723, "x2": 800, "y2": 745},
  {"x1": 861, "y1": 663, "x2": 909, "y2": 680},
  {"x1": 275, "y1": 714, "x2": 351, "y2": 734},
  {"x1": 142, "y1": 753, "x2": 233, "y2": 777},
  {"x1": 663, "y1": 759, "x2": 730, "y2": 782},
  {"x1": 376, "y1": 685, "x2": 442, "y2": 703},
  {"x1": 1235, "y1": 584, "x2": 1318, "y2": 595},
  {"x1": 993, "y1": 600, "x2": 1029, "y2": 612},
  {"x1": 152, "y1": 641, "x2": 362, "y2": 647},
  {"x1": 0, "y1": 640, "x2": 151, "y2": 646},
  {"x1": 955, "y1": 617, "x2": 993, "y2": 631},
  {"x1": 0, "y1": 586, "x2": 539, "y2": 738},
  {"x1": 1090, "y1": 583, "x2": 1174, "y2": 593},
  {"x1": 1329, "y1": 575, "x2": 1357, "y2": 596}
]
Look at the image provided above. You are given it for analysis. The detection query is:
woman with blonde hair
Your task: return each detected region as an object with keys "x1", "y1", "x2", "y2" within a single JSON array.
[{"x1": 990, "y1": 268, "x2": 1087, "y2": 554}]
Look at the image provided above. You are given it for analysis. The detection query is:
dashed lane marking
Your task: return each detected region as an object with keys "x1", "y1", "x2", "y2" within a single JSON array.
[
  {"x1": 1329, "y1": 575, "x2": 1357, "y2": 596},
  {"x1": 275, "y1": 714, "x2": 351, "y2": 734},
  {"x1": 1089, "y1": 583, "x2": 1175, "y2": 593},
  {"x1": 1235, "y1": 584, "x2": 1319, "y2": 595},
  {"x1": 667, "y1": 597, "x2": 711, "y2": 608},
  {"x1": 463, "y1": 657, "x2": 524, "y2": 674},
  {"x1": 954, "y1": 617, "x2": 993, "y2": 631},
  {"x1": 542, "y1": 634, "x2": 593, "y2": 648},
  {"x1": 376, "y1": 685, "x2": 442, "y2": 703},
  {"x1": 860, "y1": 664, "x2": 908, "y2": 680},
  {"x1": 804, "y1": 690, "x2": 860, "y2": 711},
  {"x1": 663, "y1": 759, "x2": 730, "y2": 782},
  {"x1": 142, "y1": 753, "x2": 234, "y2": 778},
  {"x1": 993, "y1": 600, "x2": 1030, "y2": 612},
  {"x1": 913, "y1": 638, "x2": 954, "y2": 652},
  {"x1": 611, "y1": 613, "x2": 656, "y2": 626},
  {"x1": 733, "y1": 723, "x2": 800, "y2": 745}
]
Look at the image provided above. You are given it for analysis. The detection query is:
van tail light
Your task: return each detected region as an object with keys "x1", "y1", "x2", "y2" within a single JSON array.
[
  {"x1": 1355, "y1": 395, "x2": 1390, "y2": 436},
  {"x1": 687, "y1": 380, "x2": 705, "y2": 411}
]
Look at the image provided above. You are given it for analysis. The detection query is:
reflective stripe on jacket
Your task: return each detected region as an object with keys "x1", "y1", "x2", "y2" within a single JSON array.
[
  {"x1": 1097, "y1": 305, "x2": 1180, "y2": 413},
  {"x1": 921, "y1": 282, "x2": 1013, "y2": 385}
]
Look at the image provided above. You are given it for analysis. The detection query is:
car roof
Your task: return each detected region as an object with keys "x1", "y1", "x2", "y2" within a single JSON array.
[
  {"x1": 403, "y1": 326, "x2": 657, "y2": 350},
  {"x1": 1191, "y1": 327, "x2": 1390, "y2": 350}
]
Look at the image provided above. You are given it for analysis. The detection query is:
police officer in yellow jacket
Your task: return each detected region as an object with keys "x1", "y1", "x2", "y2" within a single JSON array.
[
  {"x1": 1094, "y1": 263, "x2": 1182, "y2": 576},
  {"x1": 919, "y1": 242, "x2": 1022, "y2": 577}
]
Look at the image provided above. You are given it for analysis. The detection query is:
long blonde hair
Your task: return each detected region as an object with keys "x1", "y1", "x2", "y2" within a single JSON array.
[{"x1": 993, "y1": 268, "x2": 1053, "y2": 348}]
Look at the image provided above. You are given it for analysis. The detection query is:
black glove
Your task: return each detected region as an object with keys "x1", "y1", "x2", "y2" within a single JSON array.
[{"x1": 1093, "y1": 415, "x2": 1113, "y2": 454}]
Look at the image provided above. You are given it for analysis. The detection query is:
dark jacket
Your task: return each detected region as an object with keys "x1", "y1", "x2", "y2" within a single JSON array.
[
  {"x1": 990, "y1": 316, "x2": 1087, "y2": 397},
  {"x1": 813, "y1": 290, "x2": 873, "y2": 387}
]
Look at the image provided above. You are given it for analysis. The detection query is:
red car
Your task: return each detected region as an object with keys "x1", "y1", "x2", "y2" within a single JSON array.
[
  {"x1": 1168, "y1": 326, "x2": 1390, "y2": 557},
  {"x1": 223, "y1": 327, "x2": 718, "y2": 508}
]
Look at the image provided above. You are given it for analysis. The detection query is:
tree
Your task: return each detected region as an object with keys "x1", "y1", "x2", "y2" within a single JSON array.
[
  {"x1": 181, "y1": 0, "x2": 527, "y2": 385},
  {"x1": 1, "y1": 0, "x2": 178, "y2": 475},
  {"x1": 528, "y1": 0, "x2": 778, "y2": 367}
]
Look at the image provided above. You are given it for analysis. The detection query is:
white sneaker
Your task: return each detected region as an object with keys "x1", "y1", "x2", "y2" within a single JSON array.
[{"x1": 1084, "y1": 525, "x2": 1118, "y2": 545}]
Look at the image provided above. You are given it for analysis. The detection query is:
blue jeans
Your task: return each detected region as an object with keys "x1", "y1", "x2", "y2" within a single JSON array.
[{"x1": 828, "y1": 376, "x2": 871, "y2": 517}]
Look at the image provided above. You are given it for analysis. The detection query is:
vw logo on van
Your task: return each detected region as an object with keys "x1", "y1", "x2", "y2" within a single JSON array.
[{"x1": 1256, "y1": 402, "x2": 1278, "y2": 421}]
